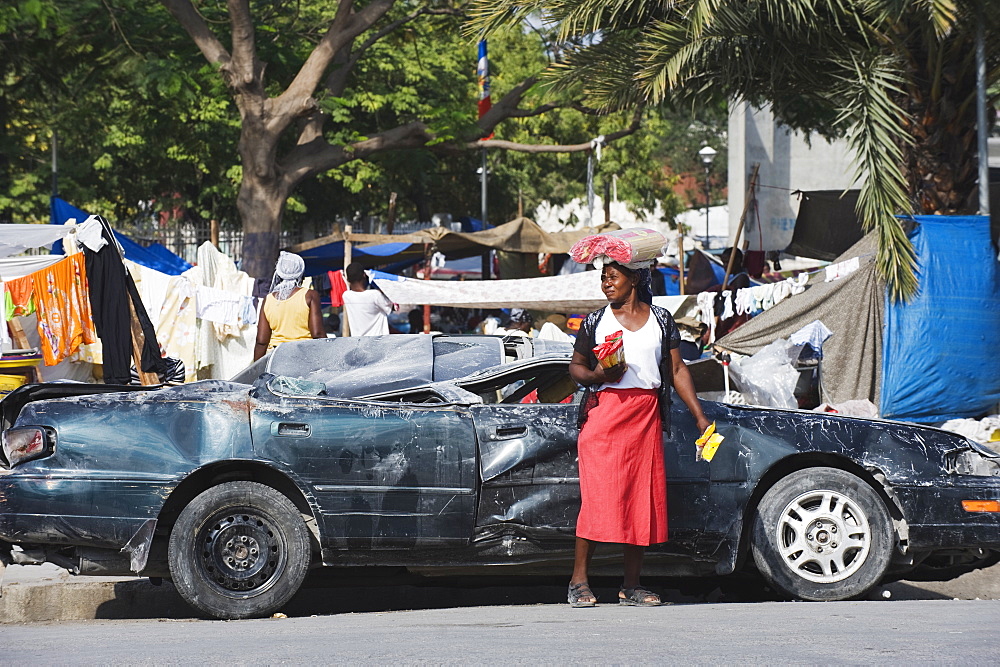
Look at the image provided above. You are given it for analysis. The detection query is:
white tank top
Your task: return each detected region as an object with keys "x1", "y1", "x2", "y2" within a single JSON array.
[{"x1": 595, "y1": 306, "x2": 663, "y2": 391}]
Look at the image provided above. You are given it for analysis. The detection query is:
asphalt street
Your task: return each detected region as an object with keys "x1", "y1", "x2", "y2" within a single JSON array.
[{"x1": 3, "y1": 599, "x2": 998, "y2": 664}]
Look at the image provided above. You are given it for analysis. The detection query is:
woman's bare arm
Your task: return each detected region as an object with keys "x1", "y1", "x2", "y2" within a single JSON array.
[
  {"x1": 306, "y1": 290, "x2": 325, "y2": 338},
  {"x1": 671, "y1": 348, "x2": 711, "y2": 433},
  {"x1": 254, "y1": 309, "x2": 273, "y2": 361},
  {"x1": 569, "y1": 350, "x2": 625, "y2": 386}
]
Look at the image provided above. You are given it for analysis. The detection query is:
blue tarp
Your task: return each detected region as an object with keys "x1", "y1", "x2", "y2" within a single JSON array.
[
  {"x1": 114, "y1": 234, "x2": 193, "y2": 276},
  {"x1": 49, "y1": 197, "x2": 193, "y2": 275},
  {"x1": 300, "y1": 240, "x2": 424, "y2": 276},
  {"x1": 880, "y1": 215, "x2": 1000, "y2": 422}
]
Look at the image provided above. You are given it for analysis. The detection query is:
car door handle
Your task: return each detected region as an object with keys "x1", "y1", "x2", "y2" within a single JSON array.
[
  {"x1": 491, "y1": 426, "x2": 527, "y2": 440},
  {"x1": 272, "y1": 422, "x2": 311, "y2": 437}
]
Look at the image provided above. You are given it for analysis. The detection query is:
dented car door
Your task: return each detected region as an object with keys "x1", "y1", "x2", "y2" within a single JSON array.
[{"x1": 250, "y1": 382, "x2": 477, "y2": 551}]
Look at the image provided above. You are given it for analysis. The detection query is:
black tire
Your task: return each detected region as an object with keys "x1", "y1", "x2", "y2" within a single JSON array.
[
  {"x1": 751, "y1": 467, "x2": 894, "y2": 601},
  {"x1": 168, "y1": 481, "x2": 311, "y2": 619}
]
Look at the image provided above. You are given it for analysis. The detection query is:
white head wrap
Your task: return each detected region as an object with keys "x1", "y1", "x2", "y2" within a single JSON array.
[{"x1": 269, "y1": 251, "x2": 306, "y2": 301}]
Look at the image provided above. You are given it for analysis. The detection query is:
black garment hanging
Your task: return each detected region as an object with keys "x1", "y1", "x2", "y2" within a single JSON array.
[{"x1": 82, "y1": 216, "x2": 167, "y2": 384}]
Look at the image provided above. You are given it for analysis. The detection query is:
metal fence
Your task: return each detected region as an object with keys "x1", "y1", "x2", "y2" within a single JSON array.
[
  {"x1": 127, "y1": 219, "x2": 306, "y2": 266},
  {"x1": 25, "y1": 217, "x2": 444, "y2": 264},
  {"x1": 127, "y1": 218, "x2": 442, "y2": 266}
]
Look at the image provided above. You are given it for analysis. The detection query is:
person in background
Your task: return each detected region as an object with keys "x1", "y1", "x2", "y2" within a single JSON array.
[
  {"x1": 408, "y1": 308, "x2": 425, "y2": 334},
  {"x1": 254, "y1": 251, "x2": 324, "y2": 360},
  {"x1": 324, "y1": 312, "x2": 341, "y2": 338},
  {"x1": 342, "y1": 262, "x2": 394, "y2": 336},
  {"x1": 567, "y1": 261, "x2": 710, "y2": 608},
  {"x1": 495, "y1": 308, "x2": 534, "y2": 337},
  {"x1": 718, "y1": 247, "x2": 751, "y2": 292}
]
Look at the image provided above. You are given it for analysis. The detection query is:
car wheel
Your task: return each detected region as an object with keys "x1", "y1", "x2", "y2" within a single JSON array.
[
  {"x1": 751, "y1": 467, "x2": 894, "y2": 601},
  {"x1": 168, "y1": 481, "x2": 311, "y2": 619}
]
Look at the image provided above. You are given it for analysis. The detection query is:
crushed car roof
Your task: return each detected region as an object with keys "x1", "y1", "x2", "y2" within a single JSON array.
[{"x1": 230, "y1": 334, "x2": 571, "y2": 398}]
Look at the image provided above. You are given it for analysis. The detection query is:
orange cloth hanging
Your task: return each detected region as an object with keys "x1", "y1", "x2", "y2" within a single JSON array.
[
  {"x1": 6, "y1": 274, "x2": 35, "y2": 317},
  {"x1": 31, "y1": 254, "x2": 97, "y2": 365}
]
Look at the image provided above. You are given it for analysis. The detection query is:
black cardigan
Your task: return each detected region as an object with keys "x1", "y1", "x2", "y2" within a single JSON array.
[{"x1": 573, "y1": 305, "x2": 681, "y2": 433}]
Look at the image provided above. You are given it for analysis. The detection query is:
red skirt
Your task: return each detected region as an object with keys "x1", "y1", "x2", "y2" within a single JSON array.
[{"x1": 576, "y1": 388, "x2": 667, "y2": 546}]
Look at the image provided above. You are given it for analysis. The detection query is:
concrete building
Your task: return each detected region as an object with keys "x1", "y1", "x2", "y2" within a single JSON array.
[
  {"x1": 728, "y1": 101, "x2": 1000, "y2": 254},
  {"x1": 727, "y1": 101, "x2": 859, "y2": 252}
]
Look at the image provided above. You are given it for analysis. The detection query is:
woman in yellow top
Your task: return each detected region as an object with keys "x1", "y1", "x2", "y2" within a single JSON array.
[{"x1": 253, "y1": 252, "x2": 324, "y2": 360}]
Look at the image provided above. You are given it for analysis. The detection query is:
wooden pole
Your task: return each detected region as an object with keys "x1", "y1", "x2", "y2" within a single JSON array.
[
  {"x1": 386, "y1": 193, "x2": 397, "y2": 235},
  {"x1": 423, "y1": 243, "x2": 432, "y2": 334},
  {"x1": 722, "y1": 163, "x2": 761, "y2": 290},
  {"x1": 342, "y1": 224, "x2": 352, "y2": 337},
  {"x1": 210, "y1": 218, "x2": 219, "y2": 248},
  {"x1": 7, "y1": 318, "x2": 43, "y2": 382},
  {"x1": 603, "y1": 180, "x2": 612, "y2": 226},
  {"x1": 678, "y1": 234, "x2": 686, "y2": 295}
]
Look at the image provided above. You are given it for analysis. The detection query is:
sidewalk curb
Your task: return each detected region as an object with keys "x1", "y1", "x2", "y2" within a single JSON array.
[
  {"x1": 0, "y1": 578, "x2": 193, "y2": 623},
  {"x1": 2, "y1": 562, "x2": 998, "y2": 624}
]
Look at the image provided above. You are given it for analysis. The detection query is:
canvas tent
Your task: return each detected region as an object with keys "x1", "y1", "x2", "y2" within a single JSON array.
[
  {"x1": 287, "y1": 217, "x2": 617, "y2": 275},
  {"x1": 716, "y1": 215, "x2": 1000, "y2": 423},
  {"x1": 784, "y1": 190, "x2": 864, "y2": 261}
]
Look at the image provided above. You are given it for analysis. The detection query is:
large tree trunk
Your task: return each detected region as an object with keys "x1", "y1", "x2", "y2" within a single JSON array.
[
  {"x1": 234, "y1": 93, "x2": 291, "y2": 280},
  {"x1": 237, "y1": 170, "x2": 288, "y2": 281}
]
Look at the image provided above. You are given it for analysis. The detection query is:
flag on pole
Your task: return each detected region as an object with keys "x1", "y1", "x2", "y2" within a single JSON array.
[{"x1": 477, "y1": 40, "x2": 494, "y2": 139}]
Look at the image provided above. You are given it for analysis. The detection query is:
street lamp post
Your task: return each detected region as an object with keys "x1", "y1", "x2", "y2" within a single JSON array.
[{"x1": 698, "y1": 145, "x2": 717, "y2": 248}]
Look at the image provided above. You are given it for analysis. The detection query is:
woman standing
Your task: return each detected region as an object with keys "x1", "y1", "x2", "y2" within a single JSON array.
[
  {"x1": 254, "y1": 252, "x2": 325, "y2": 361},
  {"x1": 567, "y1": 261, "x2": 711, "y2": 607}
]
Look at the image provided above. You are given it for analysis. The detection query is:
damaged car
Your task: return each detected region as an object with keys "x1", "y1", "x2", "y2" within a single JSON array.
[{"x1": 1, "y1": 335, "x2": 998, "y2": 619}]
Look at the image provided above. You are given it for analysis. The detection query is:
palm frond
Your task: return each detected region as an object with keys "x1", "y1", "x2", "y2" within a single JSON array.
[{"x1": 832, "y1": 52, "x2": 917, "y2": 300}]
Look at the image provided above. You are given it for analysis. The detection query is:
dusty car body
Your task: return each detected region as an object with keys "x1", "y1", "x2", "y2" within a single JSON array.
[{"x1": 1, "y1": 335, "x2": 999, "y2": 619}]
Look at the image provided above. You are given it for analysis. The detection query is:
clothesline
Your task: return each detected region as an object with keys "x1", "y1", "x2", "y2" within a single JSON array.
[
  {"x1": 693, "y1": 252, "x2": 868, "y2": 345},
  {"x1": 3, "y1": 238, "x2": 262, "y2": 384}
]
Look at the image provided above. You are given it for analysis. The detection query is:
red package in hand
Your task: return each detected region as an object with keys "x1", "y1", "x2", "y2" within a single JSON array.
[{"x1": 593, "y1": 330, "x2": 624, "y2": 368}]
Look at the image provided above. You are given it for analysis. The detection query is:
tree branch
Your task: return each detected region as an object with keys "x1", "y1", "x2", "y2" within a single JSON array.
[
  {"x1": 325, "y1": 4, "x2": 462, "y2": 96},
  {"x1": 468, "y1": 106, "x2": 644, "y2": 152},
  {"x1": 475, "y1": 76, "x2": 538, "y2": 136},
  {"x1": 276, "y1": 0, "x2": 393, "y2": 116},
  {"x1": 281, "y1": 121, "x2": 432, "y2": 184},
  {"x1": 160, "y1": 0, "x2": 232, "y2": 75},
  {"x1": 227, "y1": 0, "x2": 260, "y2": 88}
]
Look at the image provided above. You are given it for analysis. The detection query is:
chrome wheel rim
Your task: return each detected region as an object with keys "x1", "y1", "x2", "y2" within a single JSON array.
[
  {"x1": 774, "y1": 489, "x2": 872, "y2": 583},
  {"x1": 197, "y1": 510, "x2": 286, "y2": 598}
]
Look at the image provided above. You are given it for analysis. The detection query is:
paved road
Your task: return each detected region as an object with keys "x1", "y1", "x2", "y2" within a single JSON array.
[{"x1": 3, "y1": 599, "x2": 998, "y2": 664}]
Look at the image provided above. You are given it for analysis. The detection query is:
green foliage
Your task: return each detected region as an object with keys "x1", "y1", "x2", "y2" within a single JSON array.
[
  {"x1": 469, "y1": 0, "x2": 1000, "y2": 298},
  {"x1": 2, "y1": 0, "x2": 717, "y2": 259},
  {"x1": 0, "y1": 0, "x2": 242, "y2": 228}
]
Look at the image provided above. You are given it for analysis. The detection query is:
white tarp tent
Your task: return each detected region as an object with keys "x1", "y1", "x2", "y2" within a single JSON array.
[
  {"x1": 373, "y1": 270, "x2": 696, "y2": 315},
  {"x1": 374, "y1": 270, "x2": 607, "y2": 311},
  {"x1": 0, "y1": 224, "x2": 74, "y2": 259}
]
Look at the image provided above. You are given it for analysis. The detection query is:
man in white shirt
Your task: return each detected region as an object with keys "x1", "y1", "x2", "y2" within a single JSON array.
[{"x1": 342, "y1": 262, "x2": 394, "y2": 336}]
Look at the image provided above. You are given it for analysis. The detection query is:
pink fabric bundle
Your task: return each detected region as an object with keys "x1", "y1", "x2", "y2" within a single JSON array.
[{"x1": 569, "y1": 228, "x2": 665, "y2": 266}]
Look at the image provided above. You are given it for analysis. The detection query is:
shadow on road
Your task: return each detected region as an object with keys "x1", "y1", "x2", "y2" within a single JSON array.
[{"x1": 94, "y1": 570, "x2": 956, "y2": 621}]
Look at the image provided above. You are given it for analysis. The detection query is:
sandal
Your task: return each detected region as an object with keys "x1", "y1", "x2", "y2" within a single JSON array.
[
  {"x1": 568, "y1": 582, "x2": 598, "y2": 607},
  {"x1": 619, "y1": 586, "x2": 663, "y2": 607}
]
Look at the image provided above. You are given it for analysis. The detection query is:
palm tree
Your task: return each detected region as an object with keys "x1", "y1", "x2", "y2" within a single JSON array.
[{"x1": 468, "y1": 0, "x2": 1000, "y2": 298}]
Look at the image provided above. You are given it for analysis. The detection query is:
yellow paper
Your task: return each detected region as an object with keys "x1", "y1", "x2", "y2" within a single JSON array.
[
  {"x1": 695, "y1": 422, "x2": 725, "y2": 462},
  {"x1": 700, "y1": 434, "x2": 724, "y2": 461},
  {"x1": 695, "y1": 422, "x2": 716, "y2": 446}
]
